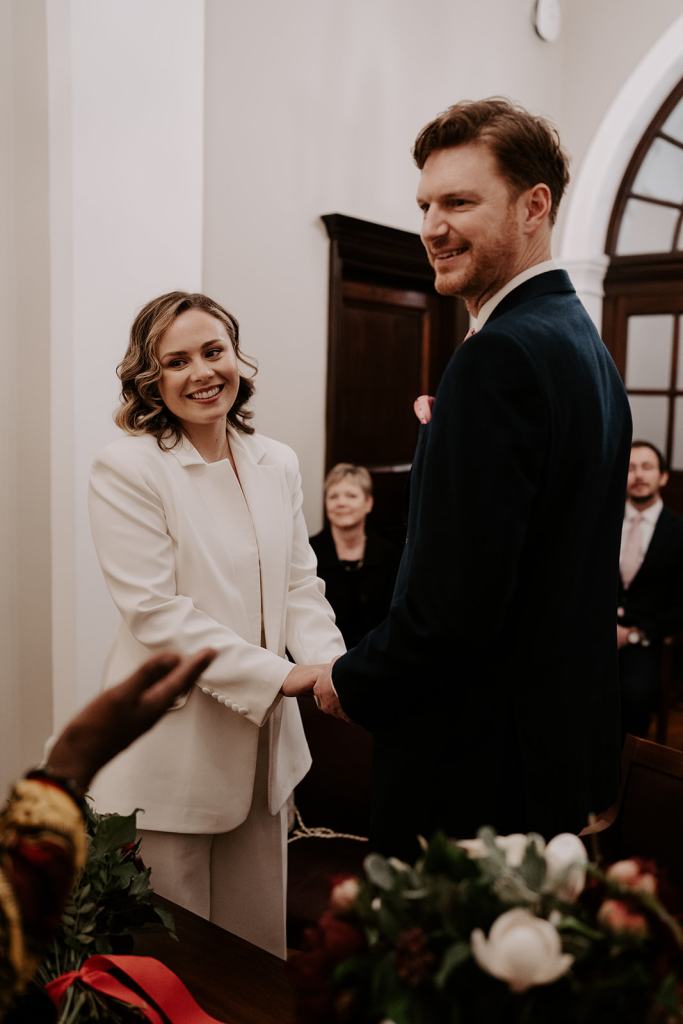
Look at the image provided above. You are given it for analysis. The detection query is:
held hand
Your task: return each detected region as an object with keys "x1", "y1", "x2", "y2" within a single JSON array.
[
  {"x1": 616, "y1": 624, "x2": 631, "y2": 650},
  {"x1": 47, "y1": 648, "x2": 217, "y2": 792},
  {"x1": 413, "y1": 395, "x2": 435, "y2": 425},
  {"x1": 281, "y1": 663, "x2": 326, "y2": 697},
  {"x1": 313, "y1": 659, "x2": 350, "y2": 722}
]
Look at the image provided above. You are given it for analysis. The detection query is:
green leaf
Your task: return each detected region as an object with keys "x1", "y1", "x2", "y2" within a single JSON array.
[
  {"x1": 435, "y1": 942, "x2": 470, "y2": 989},
  {"x1": 371, "y1": 950, "x2": 399, "y2": 1006},
  {"x1": 556, "y1": 915, "x2": 603, "y2": 943},
  {"x1": 421, "y1": 832, "x2": 473, "y2": 879},
  {"x1": 518, "y1": 840, "x2": 547, "y2": 892},
  {"x1": 655, "y1": 972, "x2": 681, "y2": 1014},
  {"x1": 153, "y1": 903, "x2": 176, "y2": 935},
  {"x1": 383, "y1": 992, "x2": 414, "y2": 1024},
  {"x1": 364, "y1": 852, "x2": 396, "y2": 891},
  {"x1": 90, "y1": 809, "x2": 139, "y2": 856}
]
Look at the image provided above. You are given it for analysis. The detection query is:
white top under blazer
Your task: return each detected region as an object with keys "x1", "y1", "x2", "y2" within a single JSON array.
[{"x1": 88, "y1": 427, "x2": 345, "y2": 834}]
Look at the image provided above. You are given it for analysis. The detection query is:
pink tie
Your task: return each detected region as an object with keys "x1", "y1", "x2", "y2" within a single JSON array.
[{"x1": 620, "y1": 513, "x2": 645, "y2": 589}]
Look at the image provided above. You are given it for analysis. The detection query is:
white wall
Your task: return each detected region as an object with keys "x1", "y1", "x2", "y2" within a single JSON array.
[
  {"x1": 46, "y1": 0, "x2": 206, "y2": 724},
  {"x1": 0, "y1": 0, "x2": 20, "y2": 791},
  {"x1": 0, "y1": 0, "x2": 52, "y2": 794},
  {"x1": 560, "y1": 0, "x2": 683, "y2": 190},
  {"x1": 202, "y1": 0, "x2": 565, "y2": 533}
]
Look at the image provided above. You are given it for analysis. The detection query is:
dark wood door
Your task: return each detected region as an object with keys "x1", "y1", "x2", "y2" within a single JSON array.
[{"x1": 323, "y1": 215, "x2": 467, "y2": 542}]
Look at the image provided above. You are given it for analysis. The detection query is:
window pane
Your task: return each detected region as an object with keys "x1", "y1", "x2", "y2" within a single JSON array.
[
  {"x1": 625, "y1": 315, "x2": 674, "y2": 390},
  {"x1": 632, "y1": 137, "x2": 683, "y2": 204},
  {"x1": 672, "y1": 397, "x2": 683, "y2": 471},
  {"x1": 628, "y1": 395, "x2": 668, "y2": 453},
  {"x1": 662, "y1": 98, "x2": 683, "y2": 144},
  {"x1": 616, "y1": 198, "x2": 679, "y2": 254},
  {"x1": 677, "y1": 320, "x2": 683, "y2": 391}
]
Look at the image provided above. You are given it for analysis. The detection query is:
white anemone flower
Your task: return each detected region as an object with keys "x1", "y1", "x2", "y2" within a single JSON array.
[
  {"x1": 458, "y1": 832, "x2": 543, "y2": 868},
  {"x1": 544, "y1": 833, "x2": 588, "y2": 901},
  {"x1": 496, "y1": 833, "x2": 537, "y2": 868},
  {"x1": 471, "y1": 908, "x2": 573, "y2": 993}
]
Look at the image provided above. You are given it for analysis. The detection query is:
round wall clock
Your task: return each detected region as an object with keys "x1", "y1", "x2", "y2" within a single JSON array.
[{"x1": 533, "y1": 0, "x2": 562, "y2": 42}]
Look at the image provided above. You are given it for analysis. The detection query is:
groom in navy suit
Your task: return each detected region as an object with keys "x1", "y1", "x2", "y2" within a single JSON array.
[{"x1": 311, "y1": 99, "x2": 632, "y2": 858}]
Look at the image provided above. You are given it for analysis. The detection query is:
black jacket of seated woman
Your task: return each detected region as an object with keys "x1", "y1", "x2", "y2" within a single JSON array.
[{"x1": 309, "y1": 464, "x2": 401, "y2": 648}]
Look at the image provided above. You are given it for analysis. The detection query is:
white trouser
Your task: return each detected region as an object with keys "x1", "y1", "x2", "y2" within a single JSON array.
[{"x1": 139, "y1": 728, "x2": 288, "y2": 959}]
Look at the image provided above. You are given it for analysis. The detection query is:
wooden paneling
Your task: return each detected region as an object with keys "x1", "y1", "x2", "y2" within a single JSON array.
[{"x1": 322, "y1": 214, "x2": 468, "y2": 541}]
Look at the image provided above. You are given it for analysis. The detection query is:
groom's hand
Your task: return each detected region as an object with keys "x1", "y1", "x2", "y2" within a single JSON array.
[{"x1": 313, "y1": 658, "x2": 350, "y2": 722}]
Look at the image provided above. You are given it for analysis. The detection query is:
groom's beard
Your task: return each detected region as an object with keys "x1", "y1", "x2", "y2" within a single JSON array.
[{"x1": 629, "y1": 491, "x2": 658, "y2": 506}]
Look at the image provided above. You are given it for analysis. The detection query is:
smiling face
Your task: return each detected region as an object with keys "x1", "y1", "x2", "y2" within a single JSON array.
[
  {"x1": 627, "y1": 445, "x2": 668, "y2": 508},
  {"x1": 156, "y1": 308, "x2": 239, "y2": 436},
  {"x1": 417, "y1": 142, "x2": 547, "y2": 315},
  {"x1": 325, "y1": 476, "x2": 373, "y2": 532}
]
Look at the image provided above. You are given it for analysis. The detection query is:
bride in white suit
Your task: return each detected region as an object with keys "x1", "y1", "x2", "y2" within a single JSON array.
[{"x1": 89, "y1": 291, "x2": 344, "y2": 958}]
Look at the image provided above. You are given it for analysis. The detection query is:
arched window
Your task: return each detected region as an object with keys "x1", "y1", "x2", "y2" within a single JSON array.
[{"x1": 603, "y1": 77, "x2": 683, "y2": 508}]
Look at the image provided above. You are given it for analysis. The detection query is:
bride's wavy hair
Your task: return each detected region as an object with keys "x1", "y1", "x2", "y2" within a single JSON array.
[{"x1": 115, "y1": 291, "x2": 257, "y2": 449}]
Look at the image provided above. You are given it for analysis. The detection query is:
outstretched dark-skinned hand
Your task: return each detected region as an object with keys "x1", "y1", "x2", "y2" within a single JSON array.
[{"x1": 47, "y1": 648, "x2": 217, "y2": 793}]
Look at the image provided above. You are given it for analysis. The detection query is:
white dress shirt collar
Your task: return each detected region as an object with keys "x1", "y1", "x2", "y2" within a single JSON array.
[{"x1": 471, "y1": 259, "x2": 558, "y2": 332}]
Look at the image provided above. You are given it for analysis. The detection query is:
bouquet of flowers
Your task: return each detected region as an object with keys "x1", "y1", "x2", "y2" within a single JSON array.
[
  {"x1": 289, "y1": 829, "x2": 683, "y2": 1024},
  {"x1": 36, "y1": 804, "x2": 174, "y2": 1023}
]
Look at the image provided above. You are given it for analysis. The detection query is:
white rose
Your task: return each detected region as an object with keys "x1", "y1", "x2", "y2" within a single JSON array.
[
  {"x1": 544, "y1": 833, "x2": 588, "y2": 901},
  {"x1": 471, "y1": 908, "x2": 573, "y2": 993}
]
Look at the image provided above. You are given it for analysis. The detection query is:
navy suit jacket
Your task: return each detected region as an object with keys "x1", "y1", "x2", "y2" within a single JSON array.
[
  {"x1": 333, "y1": 270, "x2": 632, "y2": 842},
  {"x1": 618, "y1": 505, "x2": 683, "y2": 642}
]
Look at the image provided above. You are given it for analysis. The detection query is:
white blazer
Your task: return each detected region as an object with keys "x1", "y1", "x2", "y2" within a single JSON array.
[{"x1": 88, "y1": 428, "x2": 345, "y2": 833}]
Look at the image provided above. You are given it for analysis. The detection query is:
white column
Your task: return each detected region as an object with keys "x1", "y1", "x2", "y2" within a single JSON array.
[
  {"x1": 561, "y1": 257, "x2": 610, "y2": 331},
  {"x1": 47, "y1": 0, "x2": 205, "y2": 727},
  {"x1": 0, "y1": 0, "x2": 20, "y2": 790}
]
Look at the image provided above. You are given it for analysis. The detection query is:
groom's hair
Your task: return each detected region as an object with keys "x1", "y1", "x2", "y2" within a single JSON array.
[{"x1": 412, "y1": 97, "x2": 570, "y2": 224}]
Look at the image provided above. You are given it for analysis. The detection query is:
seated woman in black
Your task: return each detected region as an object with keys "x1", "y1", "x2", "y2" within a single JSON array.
[{"x1": 309, "y1": 464, "x2": 400, "y2": 648}]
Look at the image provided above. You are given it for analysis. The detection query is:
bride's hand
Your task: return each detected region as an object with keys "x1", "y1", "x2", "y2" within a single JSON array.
[{"x1": 281, "y1": 663, "x2": 325, "y2": 697}]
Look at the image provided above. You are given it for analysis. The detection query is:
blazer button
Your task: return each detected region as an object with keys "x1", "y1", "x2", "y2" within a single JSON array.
[
  {"x1": 238, "y1": 707, "x2": 249, "y2": 715},
  {"x1": 201, "y1": 686, "x2": 211, "y2": 695},
  {"x1": 218, "y1": 694, "x2": 228, "y2": 705}
]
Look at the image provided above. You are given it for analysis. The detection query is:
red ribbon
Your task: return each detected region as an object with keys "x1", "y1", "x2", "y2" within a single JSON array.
[{"x1": 46, "y1": 953, "x2": 229, "y2": 1023}]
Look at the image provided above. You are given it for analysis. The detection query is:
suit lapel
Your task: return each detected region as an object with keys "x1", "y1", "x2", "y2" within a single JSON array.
[
  {"x1": 637, "y1": 507, "x2": 672, "y2": 575},
  {"x1": 229, "y1": 430, "x2": 289, "y2": 653}
]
